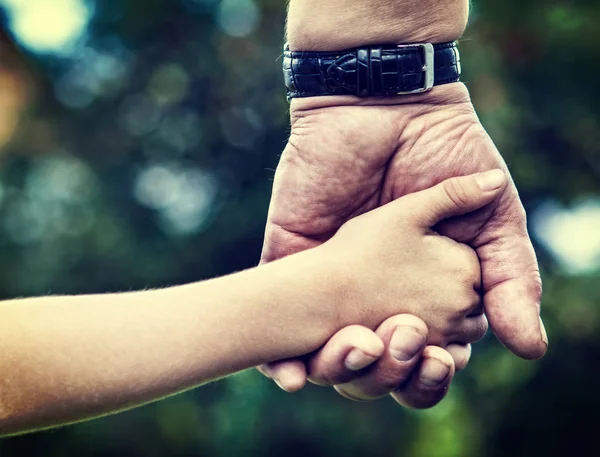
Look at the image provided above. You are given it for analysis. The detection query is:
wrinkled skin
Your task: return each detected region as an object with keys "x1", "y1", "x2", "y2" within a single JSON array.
[{"x1": 260, "y1": 83, "x2": 547, "y2": 407}]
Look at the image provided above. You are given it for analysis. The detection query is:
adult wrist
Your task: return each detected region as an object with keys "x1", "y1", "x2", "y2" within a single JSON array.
[
  {"x1": 288, "y1": 82, "x2": 472, "y2": 115},
  {"x1": 287, "y1": 0, "x2": 469, "y2": 51}
]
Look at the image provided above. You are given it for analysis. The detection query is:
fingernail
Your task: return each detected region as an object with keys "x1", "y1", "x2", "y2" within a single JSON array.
[
  {"x1": 540, "y1": 317, "x2": 548, "y2": 346},
  {"x1": 475, "y1": 169, "x2": 505, "y2": 191},
  {"x1": 272, "y1": 368, "x2": 299, "y2": 392},
  {"x1": 345, "y1": 348, "x2": 378, "y2": 371},
  {"x1": 272, "y1": 378, "x2": 286, "y2": 391},
  {"x1": 389, "y1": 326, "x2": 426, "y2": 362},
  {"x1": 419, "y1": 358, "x2": 451, "y2": 386}
]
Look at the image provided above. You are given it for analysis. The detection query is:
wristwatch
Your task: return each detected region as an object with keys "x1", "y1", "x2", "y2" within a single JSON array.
[{"x1": 283, "y1": 41, "x2": 461, "y2": 99}]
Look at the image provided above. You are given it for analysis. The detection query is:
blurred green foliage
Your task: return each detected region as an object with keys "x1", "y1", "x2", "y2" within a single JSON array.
[{"x1": 0, "y1": 0, "x2": 598, "y2": 456}]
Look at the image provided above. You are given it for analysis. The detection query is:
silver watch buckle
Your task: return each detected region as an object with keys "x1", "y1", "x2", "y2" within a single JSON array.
[{"x1": 396, "y1": 43, "x2": 435, "y2": 94}]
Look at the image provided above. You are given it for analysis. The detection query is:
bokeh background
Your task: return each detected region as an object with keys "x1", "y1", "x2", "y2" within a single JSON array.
[{"x1": 0, "y1": 0, "x2": 598, "y2": 456}]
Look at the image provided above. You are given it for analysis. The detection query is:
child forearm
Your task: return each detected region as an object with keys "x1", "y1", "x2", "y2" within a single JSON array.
[
  {"x1": 0, "y1": 171, "x2": 509, "y2": 437},
  {"x1": 0, "y1": 250, "x2": 337, "y2": 437}
]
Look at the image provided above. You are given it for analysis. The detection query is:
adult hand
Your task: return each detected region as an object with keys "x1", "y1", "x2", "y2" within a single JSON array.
[
  {"x1": 260, "y1": 83, "x2": 547, "y2": 402},
  {"x1": 261, "y1": 314, "x2": 465, "y2": 409}
]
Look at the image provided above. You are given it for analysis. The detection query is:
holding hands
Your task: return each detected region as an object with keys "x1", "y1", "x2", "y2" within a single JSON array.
[
  {"x1": 260, "y1": 84, "x2": 547, "y2": 406},
  {"x1": 319, "y1": 170, "x2": 502, "y2": 345},
  {"x1": 298, "y1": 171, "x2": 505, "y2": 407},
  {"x1": 262, "y1": 0, "x2": 548, "y2": 409},
  {"x1": 0, "y1": 0, "x2": 551, "y2": 439},
  {"x1": 0, "y1": 171, "x2": 508, "y2": 436}
]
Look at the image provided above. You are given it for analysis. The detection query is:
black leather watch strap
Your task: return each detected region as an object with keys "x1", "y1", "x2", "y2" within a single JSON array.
[{"x1": 283, "y1": 42, "x2": 460, "y2": 99}]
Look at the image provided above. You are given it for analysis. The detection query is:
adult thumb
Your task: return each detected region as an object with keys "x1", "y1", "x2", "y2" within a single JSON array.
[{"x1": 403, "y1": 170, "x2": 507, "y2": 227}]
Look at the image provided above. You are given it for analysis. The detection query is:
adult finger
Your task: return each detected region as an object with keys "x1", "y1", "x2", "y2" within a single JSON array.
[
  {"x1": 391, "y1": 346, "x2": 456, "y2": 409},
  {"x1": 258, "y1": 359, "x2": 308, "y2": 393},
  {"x1": 445, "y1": 343, "x2": 472, "y2": 371},
  {"x1": 307, "y1": 325, "x2": 385, "y2": 386},
  {"x1": 331, "y1": 315, "x2": 429, "y2": 401},
  {"x1": 448, "y1": 314, "x2": 489, "y2": 345},
  {"x1": 476, "y1": 189, "x2": 548, "y2": 360}
]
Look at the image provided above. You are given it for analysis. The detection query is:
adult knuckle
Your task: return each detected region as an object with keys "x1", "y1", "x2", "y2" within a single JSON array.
[
  {"x1": 443, "y1": 177, "x2": 471, "y2": 209},
  {"x1": 530, "y1": 270, "x2": 544, "y2": 307}
]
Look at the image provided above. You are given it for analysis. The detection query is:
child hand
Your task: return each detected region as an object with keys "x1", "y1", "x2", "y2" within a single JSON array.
[{"x1": 320, "y1": 170, "x2": 507, "y2": 347}]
